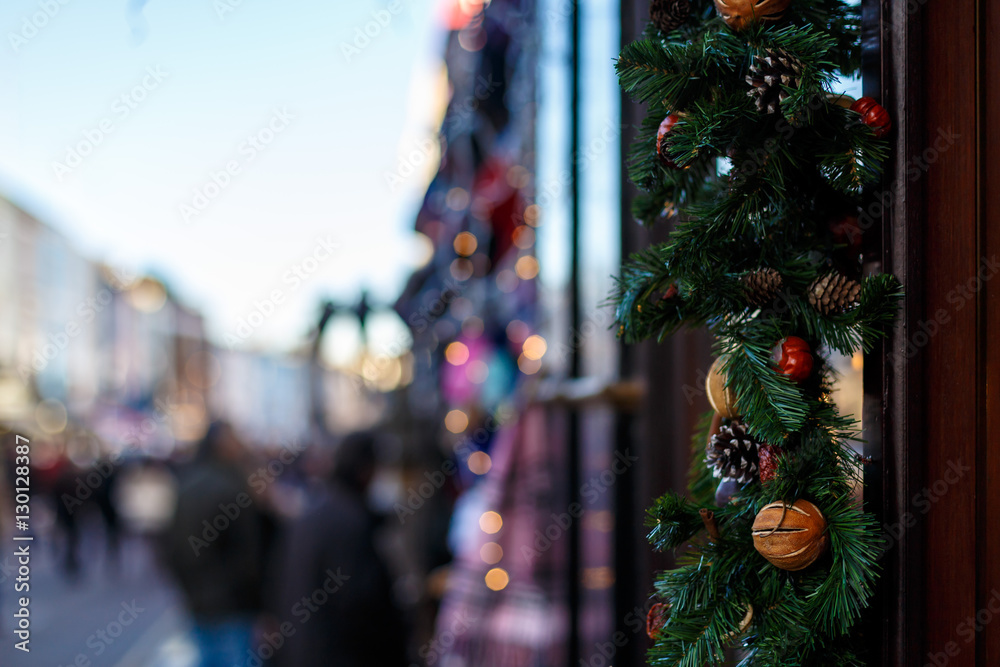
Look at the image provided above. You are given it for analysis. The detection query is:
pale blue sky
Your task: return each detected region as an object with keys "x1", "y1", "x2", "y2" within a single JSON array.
[{"x1": 0, "y1": 0, "x2": 443, "y2": 351}]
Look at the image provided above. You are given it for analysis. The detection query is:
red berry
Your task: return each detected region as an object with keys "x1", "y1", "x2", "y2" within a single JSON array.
[
  {"x1": 776, "y1": 336, "x2": 813, "y2": 383},
  {"x1": 656, "y1": 115, "x2": 682, "y2": 169},
  {"x1": 759, "y1": 444, "x2": 782, "y2": 483},
  {"x1": 830, "y1": 214, "x2": 863, "y2": 251},
  {"x1": 646, "y1": 602, "x2": 670, "y2": 639}
]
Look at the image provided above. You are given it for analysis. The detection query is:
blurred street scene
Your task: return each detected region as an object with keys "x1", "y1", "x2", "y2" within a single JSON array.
[
  {"x1": 0, "y1": 0, "x2": 631, "y2": 665},
  {"x1": 0, "y1": 0, "x2": 869, "y2": 666}
]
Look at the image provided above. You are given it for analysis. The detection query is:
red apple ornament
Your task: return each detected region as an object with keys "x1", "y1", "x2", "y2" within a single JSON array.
[
  {"x1": 850, "y1": 97, "x2": 891, "y2": 138},
  {"x1": 775, "y1": 336, "x2": 813, "y2": 383}
]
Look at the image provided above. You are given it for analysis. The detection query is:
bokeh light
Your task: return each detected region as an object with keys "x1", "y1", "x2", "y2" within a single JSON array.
[
  {"x1": 496, "y1": 269, "x2": 518, "y2": 293},
  {"x1": 126, "y1": 277, "x2": 167, "y2": 313},
  {"x1": 462, "y1": 316, "x2": 485, "y2": 338},
  {"x1": 445, "y1": 409, "x2": 470, "y2": 433},
  {"x1": 485, "y1": 567, "x2": 510, "y2": 591},
  {"x1": 506, "y1": 165, "x2": 529, "y2": 188},
  {"x1": 480, "y1": 542, "x2": 503, "y2": 565},
  {"x1": 514, "y1": 255, "x2": 539, "y2": 280},
  {"x1": 512, "y1": 225, "x2": 535, "y2": 249},
  {"x1": 523, "y1": 204, "x2": 541, "y2": 226},
  {"x1": 185, "y1": 351, "x2": 222, "y2": 390},
  {"x1": 450, "y1": 258, "x2": 474, "y2": 281},
  {"x1": 479, "y1": 511, "x2": 503, "y2": 534},
  {"x1": 582, "y1": 566, "x2": 615, "y2": 590},
  {"x1": 453, "y1": 231, "x2": 478, "y2": 257},
  {"x1": 445, "y1": 341, "x2": 470, "y2": 365},
  {"x1": 506, "y1": 320, "x2": 530, "y2": 344},
  {"x1": 446, "y1": 187, "x2": 470, "y2": 210},
  {"x1": 468, "y1": 451, "x2": 492, "y2": 475},
  {"x1": 412, "y1": 232, "x2": 436, "y2": 268},
  {"x1": 35, "y1": 399, "x2": 68, "y2": 435},
  {"x1": 521, "y1": 334, "x2": 547, "y2": 360},
  {"x1": 518, "y1": 355, "x2": 542, "y2": 375}
]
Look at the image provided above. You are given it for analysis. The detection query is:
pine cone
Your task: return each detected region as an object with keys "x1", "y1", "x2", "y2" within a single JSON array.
[
  {"x1": 745, "y1": 49, "x2": 804, "y2": 114},
  {"x1": 706, "y1": 420, "x2": 760, "y2": 483},
  {"x1": 650, "y1": 0, "x2": 691, "y2": 34},
  {"x1": 808, "y1": 272, "x2": 862, "y2": 315},
  {"x1": 742, "y1": 268, "x2": 783, "y2": 306}
]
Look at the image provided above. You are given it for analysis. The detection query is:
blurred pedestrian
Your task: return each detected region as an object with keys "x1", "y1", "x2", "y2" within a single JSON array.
[
  {"x1": 92, "y1": 457, "x2": 121, "y2": 568},
  {"x1": 51, "y1": 455, "x2": 82, "y2": 578},
  {"x1": 269, "y1": 431, "x2": 407, "y2": 667},
  {"x1": 161, "y1": 421, "x2": 263, "y2": 667}
]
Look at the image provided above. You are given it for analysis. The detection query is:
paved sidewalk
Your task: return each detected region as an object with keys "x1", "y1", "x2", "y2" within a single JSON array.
[{"x1": 0, "y1": 530, "x2": 198, "y2": 667}]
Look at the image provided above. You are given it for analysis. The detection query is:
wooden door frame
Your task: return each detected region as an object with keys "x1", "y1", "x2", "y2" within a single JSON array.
[{"x1": 866, "y1": 0, "x2": 1000, "y2": 665}]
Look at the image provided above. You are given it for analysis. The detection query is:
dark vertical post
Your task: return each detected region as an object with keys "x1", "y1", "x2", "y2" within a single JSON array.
[
  {"x1": 568, "y1": 1, "x2": 582, "y2": 666},
  {"x1": 615, "y1": 2, "x2": 642, "y2": 666},
  {"x1": 858, "y1": 1, "x2": 887, "y2": 664},
  {"x1": 863, "y1": 0, "x2": 926, "y2": 664}
]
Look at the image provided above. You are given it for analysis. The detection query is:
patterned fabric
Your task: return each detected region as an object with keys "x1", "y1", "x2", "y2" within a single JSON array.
[{"x1": 433, "y1": 406, "x2": 569, "y2": 667}]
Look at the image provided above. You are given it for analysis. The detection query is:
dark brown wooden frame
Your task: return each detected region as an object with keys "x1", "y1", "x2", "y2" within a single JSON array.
[{"x1": 866, "y1": 1, "x2": 1000, "y2": 665}]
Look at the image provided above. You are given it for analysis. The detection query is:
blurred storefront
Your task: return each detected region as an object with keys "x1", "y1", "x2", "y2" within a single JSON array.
[
  {"x1": 390, "y1": 0, "x2": 641, "y2": 664},
  {"x1": 0, "y1": 1, "x2": 927, "y2": 666}
]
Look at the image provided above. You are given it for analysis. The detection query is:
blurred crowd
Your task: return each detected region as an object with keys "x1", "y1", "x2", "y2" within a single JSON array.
[
  {"x1": 0, "y1": 1, "x2": 565, "y2": 665},
  {"x1": 2, "y1": 423, "x2": 440, "y2": 667}
]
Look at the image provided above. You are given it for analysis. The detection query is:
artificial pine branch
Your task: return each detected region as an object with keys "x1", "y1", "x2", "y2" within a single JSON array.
[
  {"x1": 646, "y1": 492, "x2": 706, "y2": 551},
  {"x1": 614, "y1": 0, "x2": 898, "y2": 664}
]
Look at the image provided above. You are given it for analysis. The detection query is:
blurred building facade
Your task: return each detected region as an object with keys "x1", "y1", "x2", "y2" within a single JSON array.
[{"x1": 0, "y1": 195, "x2": 370, "y2": 459}]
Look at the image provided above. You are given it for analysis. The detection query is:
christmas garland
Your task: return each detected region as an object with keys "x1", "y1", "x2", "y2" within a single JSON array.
[{"x1": 613, "y1": 0, "x2": 902, "y2": 665}]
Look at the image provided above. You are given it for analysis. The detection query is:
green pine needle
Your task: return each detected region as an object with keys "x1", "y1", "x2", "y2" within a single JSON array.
[{"x1": 613, "y1": 0, "x2": 898, "y2": 664}]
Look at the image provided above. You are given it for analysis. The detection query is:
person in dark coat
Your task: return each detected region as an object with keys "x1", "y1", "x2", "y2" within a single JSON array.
[
  {"x1": 162, "y1": 421, "x2": 263, "y2": 667},
  {"x1": 269, "y1": 431, "x2": 407, "y2": 667}
]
